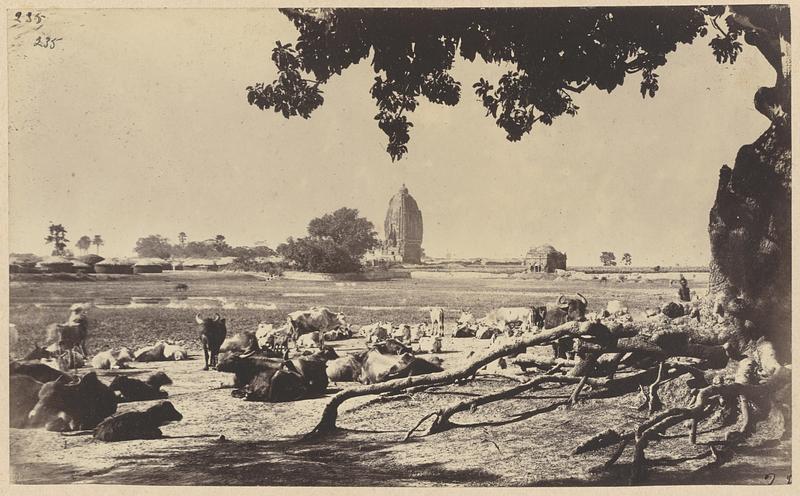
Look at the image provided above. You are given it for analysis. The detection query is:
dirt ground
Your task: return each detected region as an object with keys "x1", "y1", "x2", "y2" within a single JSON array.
[{"x1": 8, "y1": 272, "x2": 791, "y2": 486}]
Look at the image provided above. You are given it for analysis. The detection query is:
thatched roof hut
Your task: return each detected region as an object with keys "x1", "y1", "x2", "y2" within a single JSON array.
[
  {"x1": 37, "y1": 256, "x2": 75, "y2": 273},
  {"x1": 95, "y1": 258, "x2": 135, "y2": 274},
  {"x1": 71, "y1": 260, "x2": 93, "y2": 273},
  {"x1": 133, "y1": 258, "x2": 165, "y2": 274}
]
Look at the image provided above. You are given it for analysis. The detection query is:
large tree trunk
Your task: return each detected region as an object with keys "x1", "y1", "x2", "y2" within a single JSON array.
[{"x1": 708, "y1": 6, "x2": 791, "y2": 361}]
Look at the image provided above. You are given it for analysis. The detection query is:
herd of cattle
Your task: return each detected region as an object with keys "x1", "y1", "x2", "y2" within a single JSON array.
[{"x1": 10, "y1": 293, "x2": 597, "y2": 442}]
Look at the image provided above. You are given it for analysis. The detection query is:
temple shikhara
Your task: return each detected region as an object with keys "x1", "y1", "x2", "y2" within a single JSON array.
[{"x1": 367, "y1": 184, "x2": 424, "y2": 264}]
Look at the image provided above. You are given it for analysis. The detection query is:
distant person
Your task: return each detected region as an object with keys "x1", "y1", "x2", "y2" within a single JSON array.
[{"x1": 678, "y1": 276, "x2": 691, "y2": 302}]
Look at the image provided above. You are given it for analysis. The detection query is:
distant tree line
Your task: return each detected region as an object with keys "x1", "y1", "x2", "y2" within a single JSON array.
[{"x1": 133, "y1": 233, "x2": 276, "y2": 260}]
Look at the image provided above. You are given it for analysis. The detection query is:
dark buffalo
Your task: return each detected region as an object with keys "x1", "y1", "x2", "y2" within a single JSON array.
[
  {"x1": 109, "y1": 374, "x2": 172, "y2": 402},
  {"x1": 216, "y1": 352, "x2": 287, "y2": 389},
  {"x1": 291, "y1": 346, "x2": 339, "y2": 396},
  {"x1": 23, "y1": 344, "x2": 56, "y2": 361},
  {"x1": 94, "y1": 401, "x2": 183, "y2": 442},
  {"x1": 196, "y1": 313, "x2": 227, "y2": 370},
  {"x1": 10, "y1": 375, "x2": 44, "y2": 428},
  {"x1": 28, "y1": 372, "x2": 117, "y2": 431},
  {"x1": 10, "y1": 360, "x2": 73, "y2": 383},
  {"x1": 543, "y1": 293, "x2": 588, "y2": 359},
  {"x1": 243, "y1": 365, "x2": 307, "y2": 402}
]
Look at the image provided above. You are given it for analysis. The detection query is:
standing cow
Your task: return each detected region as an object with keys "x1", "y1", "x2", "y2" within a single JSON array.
[
  {"x1": 286, "y1": 307, "x2": 347, "y2": 350},
  {"x1": 429, "y1": 307, "x2": 445, "y2": 336},
  {"x1": 196, "y1": 313, "x2": 227, "y2": 370},
  {"x1": 543, "y1": 294, "x2": 588, "y2": 359}
]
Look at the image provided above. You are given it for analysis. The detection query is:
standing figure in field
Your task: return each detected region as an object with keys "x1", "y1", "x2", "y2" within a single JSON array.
[
  {"x1": 678, "y1": 275, "x2": 691, "y2": 302},
  {"x1": 429, "y1": 307, "x2": 445, "y2": 336},
  {"x1": 196, "y1": 313, "x2": 227, "y2": 370}
]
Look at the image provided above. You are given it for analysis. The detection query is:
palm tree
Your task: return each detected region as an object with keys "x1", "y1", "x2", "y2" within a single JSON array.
[
  {"x1": 178, "y1": 232, "x2": 187, "y2": 246},
  {"x1": 92, "y1": 235, "x2": 104, "y2": 255}
]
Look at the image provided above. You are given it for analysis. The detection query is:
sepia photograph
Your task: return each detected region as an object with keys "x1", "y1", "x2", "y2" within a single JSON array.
[{"x1": 5, "y1": 4, "x2": 793, "y2": 487}]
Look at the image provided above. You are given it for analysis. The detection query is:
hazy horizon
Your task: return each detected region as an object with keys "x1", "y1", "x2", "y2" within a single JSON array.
[{"x1": 8, "y1": 9, "x2": 773, "y2": 266}]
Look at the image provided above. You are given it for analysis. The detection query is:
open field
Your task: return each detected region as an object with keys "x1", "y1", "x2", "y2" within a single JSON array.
[{"x1": 8, "y1": 272, "x2": 789, "y2": 485}]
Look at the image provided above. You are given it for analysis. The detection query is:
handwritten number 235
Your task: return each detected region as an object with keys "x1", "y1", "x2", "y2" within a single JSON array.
[{"x1": 34, "y1": 36, "x2": 61, "y2": 49}]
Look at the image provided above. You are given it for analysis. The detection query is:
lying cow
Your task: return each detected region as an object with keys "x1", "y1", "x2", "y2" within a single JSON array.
[
  {"x1": 91, "y1": 348, "x2": 134, "y2": 370},
  {"x1": 486, "y1": 307, "x2": 534, "y2": 332},
  {"x1": 216, "y1": 352, "x2": 287, "y2": 389},
  {"x1": 10, "y1": 360, "x2": 73, "y2": 383},
  {"x1": 94, "y1": 401, "x2": 182, "y2": 442},
  {"x1": 28, "y1": 372, "x2": 117, "y2": 431},
  {"x1": 220, "y1": 331, "x2": 259, "y2": 354},
  {"x1": 290, "y1": 346, "x2": 339, "y2": 397},
  {"x1": 10, "y1": 375, "x2": 44, "y2": 428},
  {"x1": 109, "y1": 372, "x2": 172, "y2": 402},
  {"x1": 327, "y1": 347, "x2": 443, "y2": 385},
  {"x1": 360, "y1": 322, "x2": 392, "y2": 343}
]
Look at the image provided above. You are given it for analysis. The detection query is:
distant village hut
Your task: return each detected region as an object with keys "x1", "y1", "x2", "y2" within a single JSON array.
[
  {"x1": 37, "y1": 256, "x2": 75, "y2": 274},
  {"x1": 71, "y1": 260, "x2": 93, "y2": 274},
  {"x1": 133, "y1": 259, "x2": 165, "y2": 274},
  {"x1": 523, "y1": 245, "x2": 567, "y2": 273},
  {"x1": 10, "y1": 255, "x2": 40, "y2": 274},
  {"x1": 95, "y1": 259, "x2": 135, "y2": 274}
]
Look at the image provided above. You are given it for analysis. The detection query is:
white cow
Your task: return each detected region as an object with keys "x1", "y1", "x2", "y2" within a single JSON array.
[
  {"x1": 429, "y1": 307, "x2": 445, "y2": 336},
  {"x1": 485, "y1": 307, "x2": 533, "y2": 331}
]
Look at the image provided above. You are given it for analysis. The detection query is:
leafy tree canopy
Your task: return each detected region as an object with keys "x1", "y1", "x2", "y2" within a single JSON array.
[
  {"x1": 278, "y1": 208, "x2": 379, "y2": 273},
  {"x1": 247, "y1": 7, "x2": 750, "y2": 160},
  {"x1": 135, "y1": 234, "x2": 174, "y2": 259},
  {"x1": 600, "y1": 251, "x2": 617, "y2": 266}
]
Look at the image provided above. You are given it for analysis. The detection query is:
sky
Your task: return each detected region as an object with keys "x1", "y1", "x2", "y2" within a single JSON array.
[{"x1": 8, "y1": 9, "x2": 774, "y2": 266}]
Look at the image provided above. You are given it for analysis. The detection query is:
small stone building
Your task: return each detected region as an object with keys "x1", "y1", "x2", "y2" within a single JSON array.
[{"x1": 523, "y1": 244, "x2": 567, "y2": 273}]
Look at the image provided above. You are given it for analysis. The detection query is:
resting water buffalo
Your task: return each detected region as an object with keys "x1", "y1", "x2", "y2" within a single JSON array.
[
  {"x1": 10, "y1": 360, "x2": 73, "y2": 383},
  {"x1": 543, "y1": 294, "x2": 588, "y2": 358},
  {"x1": 243, "y1": 365, "x2": 307, "y2": 402},
  {"x1": 94, "y1": 401, "x2": 183, "y2": 442},
  {"x1": 10, "y1": 375, "x2": 44, "y2": 428},
  {"x1": 196, "y1": 313, "x2": 227, "y2": 370},
  {"x1": 216, "y1": 352, "x2": 286, "y2": 388},
  {"x1": 290, "y1": 346, "x2": 339, "y2": 396},
  {"x1": 28, "y1": 372, "x2": 117, "y2": 431},
  {"x1": 220, "y1": 331, "x2": 260, "y2": 354},
  {"x1": 109, "y1": 373, "x2": 172, "y2": 402},
  {"x1": 286, "y1": 307, "x2": 347, "y2": 349},
  {"x1": 429, "y1": 307, "x2": 445, "y2": 336},
  {"x1": 23, "y1": 344, "x2": 55, "y2": 361}
]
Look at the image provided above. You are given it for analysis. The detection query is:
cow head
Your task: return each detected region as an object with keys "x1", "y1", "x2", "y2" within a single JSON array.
[
  {"x1": 557, "y1": 293, "x2": 588, "y2": 321},
  {"x1": 148, "y1": 401, "x2": 183, "y2": 425},
  {"x1": 196, "y1": 313, "x2": 227, "y2": 335}
]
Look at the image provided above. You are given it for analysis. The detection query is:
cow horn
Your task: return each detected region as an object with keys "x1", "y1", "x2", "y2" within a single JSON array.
[
  {"x1": 213, "y1": 313, "x2": 221, "y2": 321},
  {"x1": 195, "y1": 313, "x2": 204, "y2": 324},
  {"x1": 557, "y1": 295, "x2": 566, "y2": 305},
  {"x1": 240, "y1": 350, "x2": 256, "y2": 358},
  {"x1": 577, "y1": 293, "x2": 588, "y2": 305}
]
